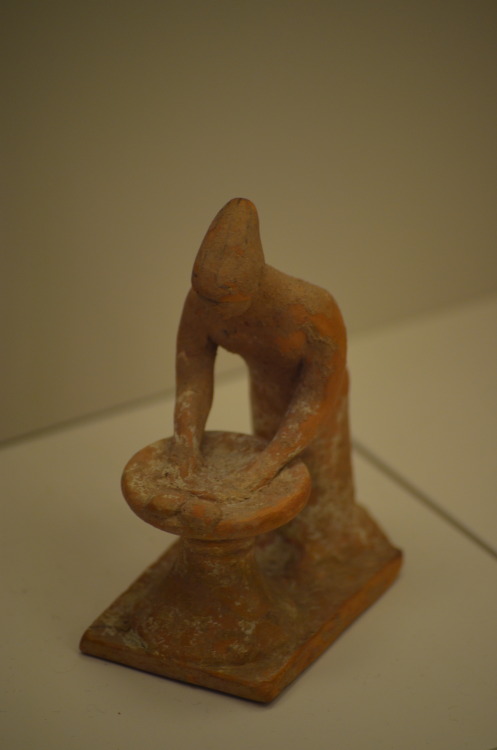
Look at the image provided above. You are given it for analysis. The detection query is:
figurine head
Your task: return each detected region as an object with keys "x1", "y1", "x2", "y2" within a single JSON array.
[{"x1": 192, "y1": 198, "x2": 265, "y2": 318}]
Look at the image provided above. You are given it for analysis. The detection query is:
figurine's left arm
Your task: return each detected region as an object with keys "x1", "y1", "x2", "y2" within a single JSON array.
[{"x1": 241, "y1": 335, "x2": 346, "y2": 489}]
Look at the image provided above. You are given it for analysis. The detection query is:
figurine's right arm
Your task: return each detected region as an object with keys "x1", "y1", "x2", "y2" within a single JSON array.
[{"x1": 173, "y1": 291, "x2": 217, "y2": 467}]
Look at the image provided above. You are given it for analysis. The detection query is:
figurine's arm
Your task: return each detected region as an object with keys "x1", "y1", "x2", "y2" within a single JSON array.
[
  {"x1": 244, "y1": 343, "x2": 346, "y2": 488},
  {"x1": 172, "y1": 291, "x2": 217, "y2": 472}
]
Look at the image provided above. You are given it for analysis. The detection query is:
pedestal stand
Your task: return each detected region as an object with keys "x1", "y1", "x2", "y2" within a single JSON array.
[{"x1": 80, "y1": 431, "x2": 401, "y2": 702}]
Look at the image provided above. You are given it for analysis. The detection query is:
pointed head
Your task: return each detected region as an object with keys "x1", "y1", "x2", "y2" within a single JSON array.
[{"x1": 192, "y1": 198, "x2": 264, "y2": 317}]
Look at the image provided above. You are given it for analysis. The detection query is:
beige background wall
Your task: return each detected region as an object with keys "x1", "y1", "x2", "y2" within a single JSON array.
[{"x1": 2, "y1": 1, "x2": 497, "y2": 442}]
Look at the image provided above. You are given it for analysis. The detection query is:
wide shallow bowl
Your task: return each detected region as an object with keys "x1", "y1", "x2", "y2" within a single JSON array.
[{"x1": 121, "y1": 431, "x2": 311, "y2": 540}]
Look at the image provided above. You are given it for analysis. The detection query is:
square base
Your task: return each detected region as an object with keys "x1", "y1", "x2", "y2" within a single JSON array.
[{"x1": 80, "y1": 526, "x2": 402, "y2": 703}]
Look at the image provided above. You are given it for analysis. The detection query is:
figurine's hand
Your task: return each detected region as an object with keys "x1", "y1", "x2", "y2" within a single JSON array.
[{"x1": 227, "y1": 455, "x2": 281, "y2": 496}]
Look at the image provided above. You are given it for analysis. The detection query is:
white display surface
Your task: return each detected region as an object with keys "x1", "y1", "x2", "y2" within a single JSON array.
[
  {"x1": 2, "y1": 297, "x2": 496, "y2": 750},
  {"x1": 349, "y1": 294, "x2": 497, "y2": 554}
]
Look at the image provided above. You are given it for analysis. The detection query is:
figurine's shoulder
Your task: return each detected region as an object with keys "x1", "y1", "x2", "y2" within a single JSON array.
[
  {"x1": 181, "y1": 287, "x2": 208, "y2": 318},
  {"x1": 178, "y1": 288, "x2": 211, "y2": 340},
  {"x1": 264, "y1": 265, "x2": 343, "y2": 320}
]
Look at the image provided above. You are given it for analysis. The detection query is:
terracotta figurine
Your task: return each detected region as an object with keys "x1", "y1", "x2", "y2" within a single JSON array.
[{"x1": 80, "y1": 198, "x2": 402, "y2": 702}]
